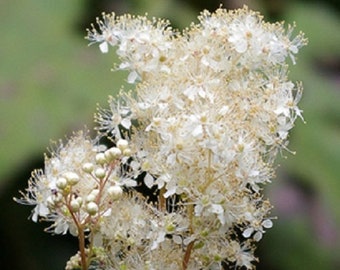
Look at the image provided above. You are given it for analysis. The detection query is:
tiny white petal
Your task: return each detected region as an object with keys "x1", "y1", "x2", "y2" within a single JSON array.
[
  {"x1": 99, "y1": 41, "x2": 109, "y2": 53},
  {"x1": 211, "y1": 204, "x2": 223, "y2": 214},
  {"x1": 173, "y1": 235, "x2": 183, "y2": 245},
  {"x1": 127, "y1": 71, "x2": 138, "y2": 84},
  {"x1": 144, "y1": 173, "x2": 154, "y2": 188},
  {"x1": 254, "y1": 231, "x2": 263, "y2": 241},
  {"x1": 242, "y1": 227, "x2": 254, "y2": 238},
  {"x1": 164, "y1": 186, "x2": 176, "y2": 198},
  {"x1": 262, "y1": 219, "x2": 273, "y2": 228},
  {"x1": 121, "y1": 118, "x2": 132, "y2": 129}
]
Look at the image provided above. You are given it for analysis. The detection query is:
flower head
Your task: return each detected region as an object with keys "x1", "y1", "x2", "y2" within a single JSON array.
[
  {"x1": 17, "y1": 6, "x2": 307, "y2": 270},
  {"x1": 15, "y1": 130, "x2": 134, "y2": 235},
  {"x1": 88, "y1": 6, "x2": 306, "y2": 268}
]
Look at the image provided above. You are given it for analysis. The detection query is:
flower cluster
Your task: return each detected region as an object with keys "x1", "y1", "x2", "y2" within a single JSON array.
[
  {"x1": 15, "y1": 131, "x2": 136, "y2": 234},
  {"x1": 16, "y1": 6, "x2": 307, "y2": 270},
  {"x1": 14, "y1": 131, "x2": 133, "y2": 268}
]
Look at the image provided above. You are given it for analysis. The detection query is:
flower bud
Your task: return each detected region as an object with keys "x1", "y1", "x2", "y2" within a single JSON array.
[
  {"x1": 104, "y1": 147, "x2": 122, "y2": 161},
  {"x1": 86, "y1": 189, "x2": 99, "y2": 202},
  {"x1": 82, "y1": 162, "x2": 94, "y2": 173},
  {"x1": 108, "y1": 185, "x2": 123, "y2": 200},
  {"x1": 76, "y1": 196, "x2": 83, "y2": 205},
  {"x1": 94, "y1": 168, "x2": 106, "y2": 179},
  {"x1": 56, "y1": 177, "x2": 68, "y2": 190},
  {"x1": 117, "y1": 139, "x2": 128, "y2": 151},
  {"x1": 64, "y1": 172, "x2": 80, "y2": 185},
  {"x1": 86, "y1": 202, "x2": 99, "y2": 215},
  {"x1": 95, "y1": 153, "x2": 107, "y2": 165},
  {"x1": 123, "y1": 148, "x2": 132, "y2": 156},
  {"x1": 70, "y1": 199, "x2": 81, "y2": 212}
]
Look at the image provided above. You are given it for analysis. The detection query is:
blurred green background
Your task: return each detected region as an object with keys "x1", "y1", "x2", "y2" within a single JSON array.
[{"x1": 1, "y1": 0, "x2": 339, "y2": 269}]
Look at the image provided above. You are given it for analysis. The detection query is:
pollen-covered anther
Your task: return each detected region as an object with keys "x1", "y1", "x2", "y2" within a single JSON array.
[
  {"x1": 165, "y1": 223, "x2": 175, "y2": 232},
  {"x1": 200, "y1": 115, "x2": 208, "y2": 123},
  {"x1": 141, "y1": 161, "x2": 151, "y2": 171},
  {"x1": 175, "y1": 142, "x2": 184, "y2": 150},
  {"x1": 152, "y1": 117, "x2": 162, "y2": 126}
]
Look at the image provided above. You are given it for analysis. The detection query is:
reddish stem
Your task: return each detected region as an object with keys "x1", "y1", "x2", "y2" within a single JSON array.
[
  {"x1": 77, "y1": 227, "x2": 88, "y2": 270},
  {"x1": 182, "y1": 241, "x2": 195, "y2": 270}
]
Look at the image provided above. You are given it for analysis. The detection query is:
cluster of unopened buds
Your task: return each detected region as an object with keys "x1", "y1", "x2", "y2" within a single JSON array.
[
  {"x1": 15, "y1": 6, "x2": 307, "y2": 270},
  {"x1": 47, "y1": 139, "x2": 129, "y2": 221}
]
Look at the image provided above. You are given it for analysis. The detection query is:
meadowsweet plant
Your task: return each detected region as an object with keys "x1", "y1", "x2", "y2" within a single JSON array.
[{"x1": 15, "y1": 6, "x2": 307, "y2": 270}]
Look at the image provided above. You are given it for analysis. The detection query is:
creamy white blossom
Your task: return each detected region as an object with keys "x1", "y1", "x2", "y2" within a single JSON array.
[
  {"x1": 88, "y1": 6, "x2": 306, "y2": 269},
  {"x1": 16, "y1": 6, "x2": 307, "y2": 270},
  {"x1": 15, "y1": 131, "x2": 135, "y2": 235}
]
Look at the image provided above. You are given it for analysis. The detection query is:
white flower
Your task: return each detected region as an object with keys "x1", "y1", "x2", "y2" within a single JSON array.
[
  {"x1": 17, "y1": 6, "x2": 307, "y2": 269},
  {"x1": 87, "y1": 13, "x2": 174, "y2": 84},
  {"x1": 14, "y1": 169, "x2": 51, "y2": 222},
  {"x1": 228, "y1": 240, "x2": 256, "y2": 269},
  {"x1": 15, "y1": 131, "x2": 135, "y2": 235},
  {"x1": 95, "y1": 94, "x2": 132, "y2": 138}
]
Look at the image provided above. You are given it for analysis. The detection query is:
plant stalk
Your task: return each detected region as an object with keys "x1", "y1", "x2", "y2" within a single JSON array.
[{"x1": 182, "y1": 240, "x2": 195, "y2": 270}]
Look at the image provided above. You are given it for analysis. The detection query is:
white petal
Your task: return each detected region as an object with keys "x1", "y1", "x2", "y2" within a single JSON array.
[
  {"x1": 144, "y1": 173, "x2": 154, "y2": 188},
  {"x1": 164, "y1": 186, "x2": 176, "y2": 198},
  {"x1": 211, "y1": 204, "x2": 223, "y2": 214},
  {"x1": 242, "y1": 227, "x2": 254, "y2": 238},
  {"x1": 173, "y1": 235, "x2": 183, "y2": 245},
  {"x1": 121, "y1": 118, "x2": 131, "y2": 129},
  {"x1": 262, "y1": 219, "x2": 273, "y2": 228},
  {"x1": 192, "y1": 125, "x2": 203, "y2": 137},
  {"x1": 127, "y1": 71, "x2": 138, "y2": 84},
  {"x1": 99, "y1": 42, "x2": 109, "y2": 53},
  {"x1": 254, "y1": 231, "x2": 263, "y2": 241}
]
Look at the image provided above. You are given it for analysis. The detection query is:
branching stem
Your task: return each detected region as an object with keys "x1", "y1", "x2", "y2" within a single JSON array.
[{"x1": 77, "y1": 226, "x2": 88, "y2": 270}]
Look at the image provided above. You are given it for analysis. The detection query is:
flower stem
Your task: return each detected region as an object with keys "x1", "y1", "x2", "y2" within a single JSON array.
[
  {"x1": 182, "y1": 203, "x2": 195, "y2": 270},
  {"x1": 67, "y1": 200, "x2": 88, "y2": 270},
  {"x1": 159, "y1": 187, "x2": 166, "y2": 211},
  {"x1": 78, "y1": 227, "x2": 88, "y2": 270},
  {"x1": 182, "y1": 240, "x2": 195, "y2": 270}
]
